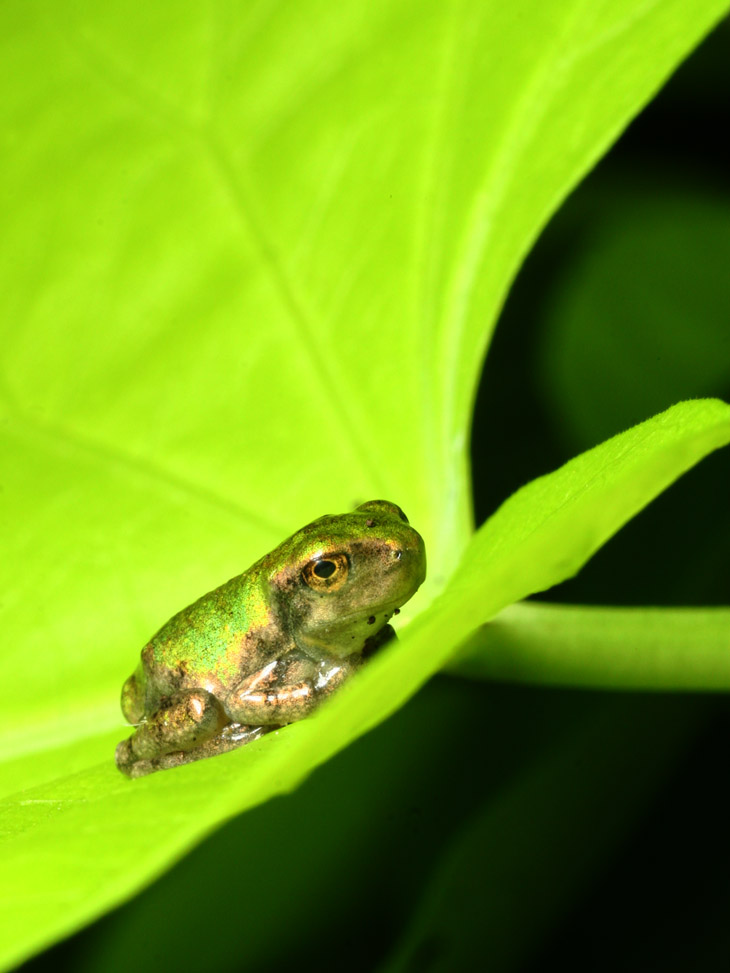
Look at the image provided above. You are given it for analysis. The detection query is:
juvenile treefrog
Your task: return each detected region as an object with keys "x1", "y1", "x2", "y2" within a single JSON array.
[{"x1": 116, "y1": 500, "x2": 426, "y2": 777}]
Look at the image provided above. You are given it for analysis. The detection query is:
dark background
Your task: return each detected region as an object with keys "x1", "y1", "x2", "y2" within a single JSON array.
[{"x1": 22, "y1": 17, "x2": 730, "y2": 973}]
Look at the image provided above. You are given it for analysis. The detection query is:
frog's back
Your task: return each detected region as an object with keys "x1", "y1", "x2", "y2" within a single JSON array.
[{"x1": 143, "y1": 569, "x2": 275, "y2": 696}]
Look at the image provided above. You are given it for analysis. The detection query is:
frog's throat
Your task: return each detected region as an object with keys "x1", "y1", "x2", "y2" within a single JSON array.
[{"x1": 298, "y1": 610, "x2": 395, "y2": 658}]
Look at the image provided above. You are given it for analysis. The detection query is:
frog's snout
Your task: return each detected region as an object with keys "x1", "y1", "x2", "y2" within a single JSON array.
[
  {"x1": 355, "y1": 498, "x2": 426, "y2": 593},
  {"x1": 393, "y1": 531, "x2": 427, "y2": 589}
]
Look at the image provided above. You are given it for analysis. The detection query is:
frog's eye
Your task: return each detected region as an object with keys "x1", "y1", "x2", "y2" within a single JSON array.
[{"x1": 303, "y1": 553, "x2": 349, "y2": 591}]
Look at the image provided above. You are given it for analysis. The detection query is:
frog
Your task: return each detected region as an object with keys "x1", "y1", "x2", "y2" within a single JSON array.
[{"x1": 115, "y1": 500, "x2": 426, "y2": 777}]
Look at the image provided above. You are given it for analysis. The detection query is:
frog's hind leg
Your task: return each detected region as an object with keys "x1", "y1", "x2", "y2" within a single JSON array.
[
  {"x1": 119, "y1": 722, "x2": 274, "y2": 778},
  {"x1": 115, "y1": 688, "x2": 228, "y2": 777},
  {"x1": 149, "y1": 724, "x2": 274, "y2": 776}
]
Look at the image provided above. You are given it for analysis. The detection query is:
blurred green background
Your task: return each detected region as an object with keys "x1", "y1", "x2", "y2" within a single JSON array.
[{"x1": 19, "y1": 16, "x2": 730, "y2": 973}]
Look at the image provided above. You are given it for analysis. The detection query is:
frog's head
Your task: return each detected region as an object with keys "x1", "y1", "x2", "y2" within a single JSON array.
[{"x1": 266, "y1": 500, "x2": 426, "y2": 658}]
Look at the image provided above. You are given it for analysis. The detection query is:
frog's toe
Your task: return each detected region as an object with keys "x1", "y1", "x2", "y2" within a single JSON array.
[
  {"x1": 126, "y1": 756, "x2": 163, "y2": 779},
  {"x1": 115, "y1": 737, "x2": 136, "y2": 776}
]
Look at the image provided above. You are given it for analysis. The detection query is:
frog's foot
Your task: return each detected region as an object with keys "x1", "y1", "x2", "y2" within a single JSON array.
[
  {"x1": 115, "y1": 688, "x2": 228, "y2": 777},
  {"x1": 118, "y1": 723, "x2": 275, "y2": 778}
]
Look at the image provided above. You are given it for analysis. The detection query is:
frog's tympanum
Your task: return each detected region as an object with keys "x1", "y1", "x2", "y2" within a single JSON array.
[{"x1": 116, "y1": 500, "x2": 426, "y2": 777}]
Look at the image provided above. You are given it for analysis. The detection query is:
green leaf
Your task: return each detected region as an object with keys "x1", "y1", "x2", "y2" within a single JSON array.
[
  {"x1": 450, "y1": 601, "x2": 730, "y2": 690},
  {"x1": 1, "y1": 0, "x2": 729, "y2": 967},
  {"x1": 457, "y1": 399, "x2": 730, "y2": 610}
]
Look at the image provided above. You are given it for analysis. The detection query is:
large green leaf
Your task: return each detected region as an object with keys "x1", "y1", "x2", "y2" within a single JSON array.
[{"x1": 1, "y1": 0, "x2": 729, "y2": 967}]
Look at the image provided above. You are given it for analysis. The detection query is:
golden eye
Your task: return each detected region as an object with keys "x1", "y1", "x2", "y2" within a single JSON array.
[{"x1": 303, "y1": 553, "x2": 349, "y2": 591}]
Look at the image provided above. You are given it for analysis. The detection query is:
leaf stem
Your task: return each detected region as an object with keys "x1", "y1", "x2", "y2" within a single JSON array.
[{"x1": 449, "y1": 600, "x2": 730, "y2": 691}]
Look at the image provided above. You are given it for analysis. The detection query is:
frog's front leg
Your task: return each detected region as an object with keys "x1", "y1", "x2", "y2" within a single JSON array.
[
  {"x1": 115, "y1": 688, "x2": 228, "y2": 777},
  {"x1": 227, "y1": 655, "x2": 357, "y2": 725}
]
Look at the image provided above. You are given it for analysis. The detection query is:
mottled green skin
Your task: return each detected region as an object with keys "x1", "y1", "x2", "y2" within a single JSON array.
[{"x1": 116, "y1": 500, "x2": 426, "y2": 777}]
